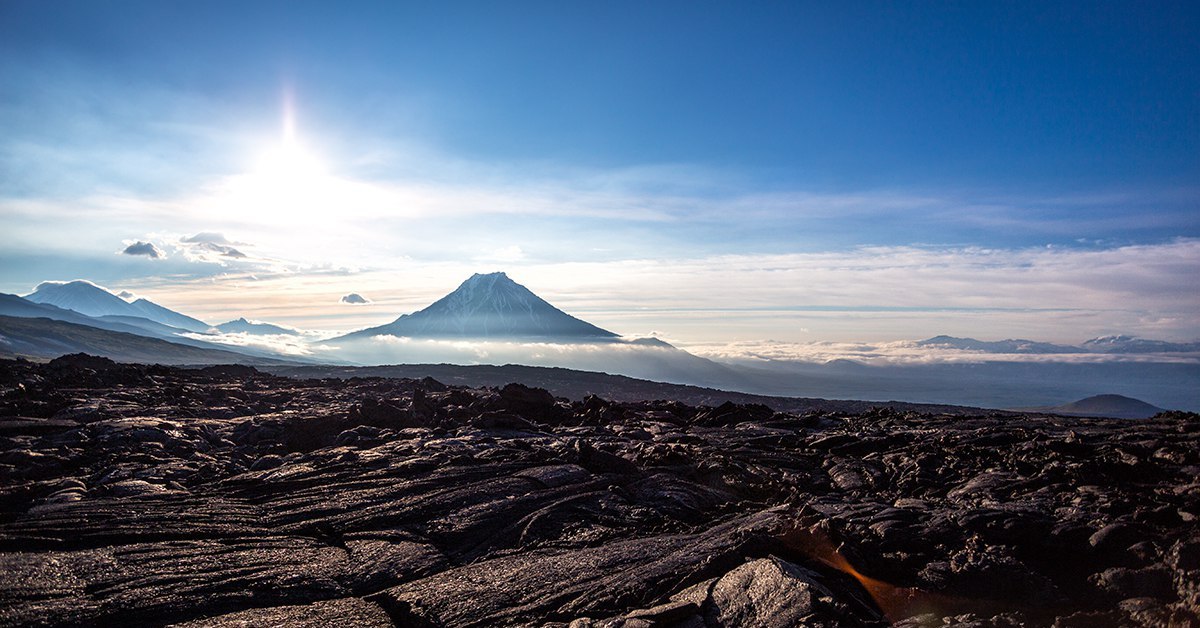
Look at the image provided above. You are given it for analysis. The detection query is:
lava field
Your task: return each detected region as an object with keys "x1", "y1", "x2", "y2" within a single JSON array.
[{"x1": 0, "y1": 354, "x2": 1198, "y2": 627}]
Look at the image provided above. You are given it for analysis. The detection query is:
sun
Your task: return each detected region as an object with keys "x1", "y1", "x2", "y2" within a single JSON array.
[
  {"x1": 208, "y1": 101, "x2": 400, "y2": 230},
  {"x1": 253, "y1": 111, "x2": 326, "y2": 185},
  {"x1": 230, "y1": 112, "x2": 335, "y2": 224}
]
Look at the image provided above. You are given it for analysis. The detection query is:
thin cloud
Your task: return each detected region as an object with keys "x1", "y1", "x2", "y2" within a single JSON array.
[
  {"x1": 475, "y1": 245, "x2": 525, "y2": 263},
  {"x1": 331, "y1": 335, "x2": 689, "y2": 371},
  {"x1": 31, "y1": 279, "x2": 111, "y2": 294},
  {"x1": 180, "y1": 331, "x2": 324, "y2": 357},
  {"x1": 181, "y1": 232, "x2": 242, "y2": 245},
  {"x1": 176, "y1": 234, "x2": 256, "y2": 265},
  {"x1": 198, "y1": 242, "x2": 246, "y2": 258},
  {"x1": 682, "y1": 339, "x2": 1200, "y2": 366},
  {"x1": 179, "y1": 241, "x2": 247, "y2": 262}
]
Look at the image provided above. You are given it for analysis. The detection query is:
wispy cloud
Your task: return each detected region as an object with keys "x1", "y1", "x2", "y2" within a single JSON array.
[
  {"x1": 475, "y1": 245, "x2": 526, "y2": 263},
  {"x1": 172, "y1": 232, "x2": 278, "y2": 267},
  {"x1": 327, "y1": 336, "x2": 710, "y2": 382},
  {"x1": 180, "y1": 232, "x2": 244, "y2": 245},
  {"x1": 6, "y1": 146, "x2": 1196, "y2": 274},
  {"x1": 180, "y1": 241, "x2": 247, "y2": 261}
]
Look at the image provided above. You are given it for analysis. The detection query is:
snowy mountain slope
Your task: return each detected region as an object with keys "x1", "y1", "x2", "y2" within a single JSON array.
[
  {"x1": 128, "y1": 298, "x2": 211, "y2": 333},
  {"x1": 24, "y1": 281, "x2": 137, "y2": 318},
  {"x1": 337, "y1": 272, "x2": 618, "y2": 341},
  {"x1": 0, "y1": 293, "x2": 172, "y2": 337},
  {"x1": 24, "y1": 281, "x2": 210, "y2": 332}
]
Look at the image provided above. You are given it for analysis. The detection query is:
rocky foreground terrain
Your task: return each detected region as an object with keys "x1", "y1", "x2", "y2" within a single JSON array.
[{"x1": 1, "y1": 355, "x2": 1198, "y2": 627}]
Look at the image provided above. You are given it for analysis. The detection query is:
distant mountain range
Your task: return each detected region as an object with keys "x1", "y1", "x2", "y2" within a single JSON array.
[
  {"x1": 0, "y1": 274, "x2": 1196, "y2": 411},
  {"x1": 326, "y1": 272, "x2": 748, "y2": 388},
  {"x1": 215, "y1": 318, "x2": 299, "y2": 336},
  {"x1": 0, "y1": 293, "x2": 200, "y2": 340},
  {"x1": 1, "y1": 282, "x2": 307, "y2": 364},
  {"x1": 918, "y1": 334, "x2": 1200, "y2": 354},
  {"x1": 336, "y1": 272, "x2": 618, "y2": 341},
  {"x1": 25, "y1": 281, "x2": 210, "y2": 332},
  {"x1": 1080, "y1": 335, "x2": 1200, "y2": 354},
  {"x1": 0, "y1": 315, "x2": 287, "y2": 365}
]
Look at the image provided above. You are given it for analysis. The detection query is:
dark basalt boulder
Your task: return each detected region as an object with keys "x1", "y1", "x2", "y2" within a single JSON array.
[
  {"x1": 195, "y1": 364, "x2": 261, "y2": 379},
  {"x1": 47, "y1": 352, "x2": 119, "y2": 371}
]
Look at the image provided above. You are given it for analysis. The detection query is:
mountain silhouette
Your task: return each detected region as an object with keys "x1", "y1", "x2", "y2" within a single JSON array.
[
  {"x1": 216, "y1": 318, "x2": 299, "y2": 336},
  {"x1": 126, "y1": 298, "x2": 210, "y2": 333},
  {"x1": 1081, "y1": 335, "x2": 1200, "y2": 353},
  {"x1": 338, "y1": 272, "x2": 618, "y2": 341},
  {"x1": 1028, "y1": 394, "x2": 1166, "y2": 419},
  {"x1": 917, "y1": 335, "x2": 1081, "y2": 354},
  {"x1": 24, "y1": 281, "x2": 210, "y2": 332},
  {"x1": 919, "y1": 334, "x2": 1200, "y2": 355},
  {"x1": 0, "y1": 315, "x2": 291, "y2": 365}
]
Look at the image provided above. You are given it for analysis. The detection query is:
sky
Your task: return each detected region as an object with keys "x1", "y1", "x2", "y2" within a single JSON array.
[{"x1": 1, "y1": 1, "x2": 1198, "y2": 348}]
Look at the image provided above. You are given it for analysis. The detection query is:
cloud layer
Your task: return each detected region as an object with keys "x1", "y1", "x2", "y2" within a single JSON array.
[{"x1": 682, "y1": 338, "x2": 1200, "y2": 367}]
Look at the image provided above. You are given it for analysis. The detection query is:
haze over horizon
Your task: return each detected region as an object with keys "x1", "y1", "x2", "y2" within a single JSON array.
[{"x1": 2, "y1": 1, "x2": 1198, "y2": 351}]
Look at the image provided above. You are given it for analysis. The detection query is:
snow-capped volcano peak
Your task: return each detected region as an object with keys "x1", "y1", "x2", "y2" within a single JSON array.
[
  {"x1": 339, "y1": 272, "x2": 618, "y2": 341},
  {"x1": 438, "y1": 272, "x2": 540, "y2": 316}
]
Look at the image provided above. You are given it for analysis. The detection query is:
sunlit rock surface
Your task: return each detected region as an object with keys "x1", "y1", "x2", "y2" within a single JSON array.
[{"x1": 1, "y1": 354, "x2": 1197, "y2": 626}]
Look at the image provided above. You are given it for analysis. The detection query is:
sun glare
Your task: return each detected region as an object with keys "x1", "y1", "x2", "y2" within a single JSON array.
[
  {"x1": 228, "y1": 110, "x2": 337, "y2": 225},
  {"x1": 206, "y1": 100, "x2": 407, "y2": 232},
  {"x1": 256, "y1": 105, "x2": 326, "y2": 182},
  {"x1": 254, "y1": 138, "x2": 326, "y2": 184}
]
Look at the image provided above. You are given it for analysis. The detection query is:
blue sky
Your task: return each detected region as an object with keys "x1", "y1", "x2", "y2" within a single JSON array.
[{"x1": 1, "y1": 1, "x2": 1197, "y2": 345}]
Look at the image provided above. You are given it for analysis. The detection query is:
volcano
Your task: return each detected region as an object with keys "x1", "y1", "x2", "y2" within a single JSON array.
[{"x1": 337, "y1": 272, "x2": 619, "y2": 341}]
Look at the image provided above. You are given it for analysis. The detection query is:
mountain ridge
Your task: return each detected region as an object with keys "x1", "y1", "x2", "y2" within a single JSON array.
[
  {"x1": 24, "y1": 281, "x2": 210, "y2": 333},
  {"x1": 919, "y1": 334, "x2": 1200, "y2": 354},
  {"x1": 216, "y1": 318, "x2": 300, "y2": 336},
  {"x1": 1, "y1": 293, "x2": 305, "y2": 362},
  {"x1": 0, "y1": 315, "x2": 294, "y2": 365}
]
